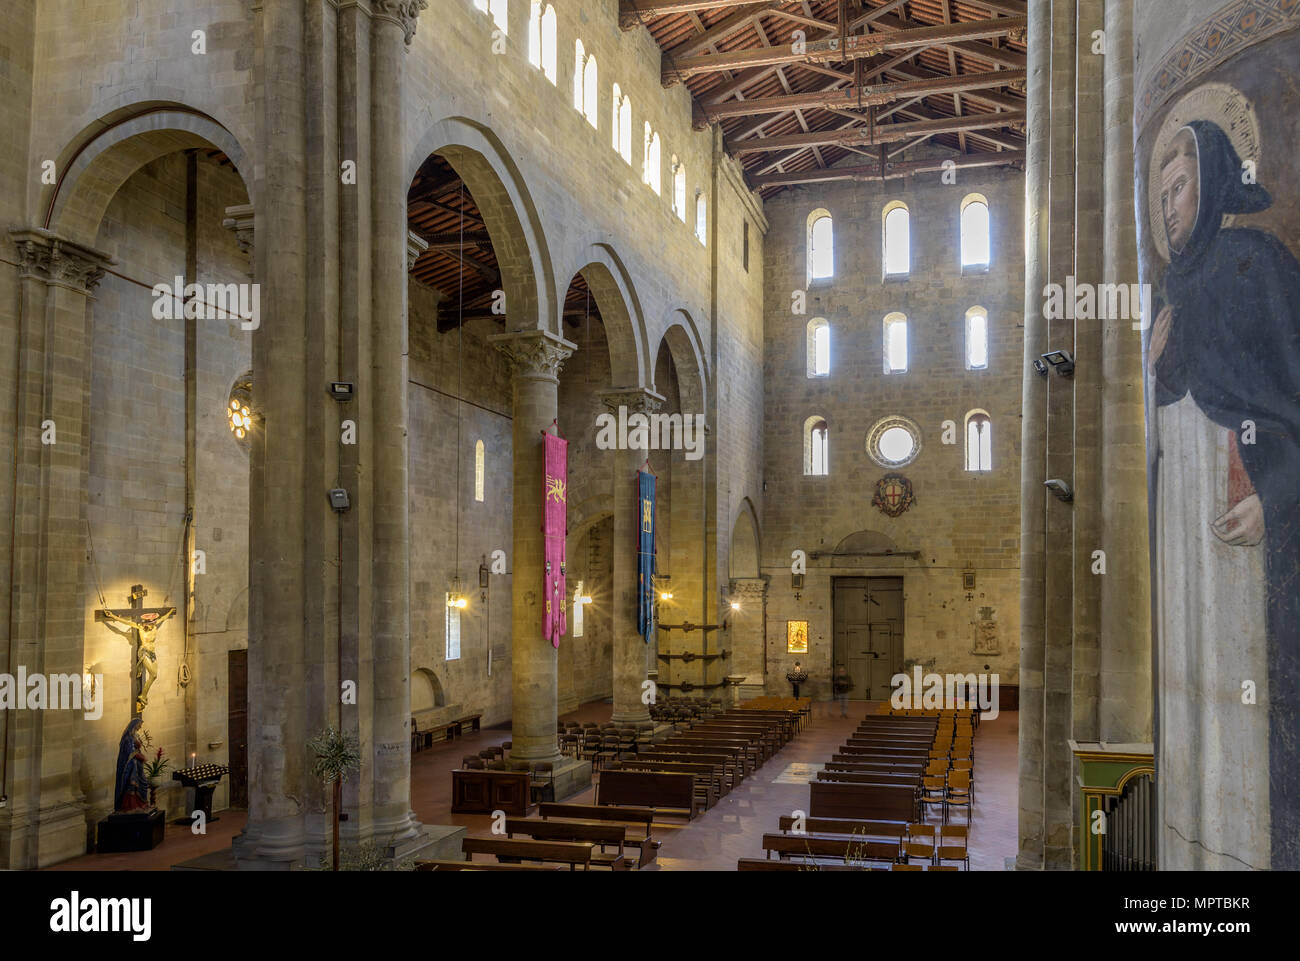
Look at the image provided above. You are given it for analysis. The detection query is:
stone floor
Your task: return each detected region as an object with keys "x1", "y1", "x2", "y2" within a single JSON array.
[{"x1": 43, "y1": 700, "x2": 1019, "y2": 871}]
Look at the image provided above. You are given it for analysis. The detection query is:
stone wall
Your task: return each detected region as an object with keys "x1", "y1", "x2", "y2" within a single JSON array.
[{"x1": 760, "y1": 151, "x2": 1025, "y2": 701}]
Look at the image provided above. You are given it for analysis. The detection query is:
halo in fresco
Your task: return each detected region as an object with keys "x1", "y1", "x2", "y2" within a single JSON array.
[{"x1": 1147, "y1": 82, "x2": 1260, "y2": 263}]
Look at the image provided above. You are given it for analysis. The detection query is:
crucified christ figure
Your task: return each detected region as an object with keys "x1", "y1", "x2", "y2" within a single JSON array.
[{"x1": 99, "y1": 607, "x2": 175, "y2": 714}]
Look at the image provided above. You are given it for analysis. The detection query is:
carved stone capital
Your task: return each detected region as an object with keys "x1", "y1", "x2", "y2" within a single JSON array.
[
  {"x1": 406, "y1": 230, "x2": 429, "y2": 272},
  {"x1": 9, "y1": 227, "x2": 114, "y2": 294},
  {"x1": 372, "y1": 0, "x2": 428, "y2": 44},
  {"x1": 598, "y1": 386, "x2": 665, "y2": 416},
  {"x1": 222, "y1": 204, "x2": 255, "y2": 274},
  {"x1": 489, "y1": 329, "x2": 577, "y2": 383}
]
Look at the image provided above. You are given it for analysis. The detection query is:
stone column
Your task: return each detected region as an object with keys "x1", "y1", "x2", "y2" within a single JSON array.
[
  {"x1": 1097, "y1": 0, "x2": 1150, "y2": 745},
  {"x1": 368, "y1": 0, "x2": 426, "y2": 847},
  {"x1": 491, "y1": 329, "x2": 577, "y2": 762},
  {"x1": 0, "y1": 229, "x2": 112, "y2": 869},
  {"x1": 599, "y1": 387, "x2": 665, "y2": 725},
  {"x1": 237, "y1": 0, "x2": 311, "y2": 867}
]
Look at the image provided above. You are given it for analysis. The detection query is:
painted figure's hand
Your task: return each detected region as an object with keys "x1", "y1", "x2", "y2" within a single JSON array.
[
  {"x1": 1212, "y1": 494, "x2": 1266, "y2": 547},
  {"x1": 1148, "y1": 305, "x2": 1173, "y2": 377}
]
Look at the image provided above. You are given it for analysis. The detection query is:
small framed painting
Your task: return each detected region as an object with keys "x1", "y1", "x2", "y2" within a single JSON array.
[
  {"x1": 786, "y1": 620, "x2": 809, "y2": 654},
  {"x1": 962, "y1": 572, "x2": 976, "y2": 591}
]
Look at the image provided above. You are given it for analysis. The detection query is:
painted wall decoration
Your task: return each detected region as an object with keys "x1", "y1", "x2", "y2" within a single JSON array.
[{"x1": 1137, "y1": 16, "x2": 1300, "y2": 870}]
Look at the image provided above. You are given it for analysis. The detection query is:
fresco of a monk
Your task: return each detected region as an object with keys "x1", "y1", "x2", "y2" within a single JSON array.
[{"x1": 1148, "y1": 118, "x2": 1300, "y2": 870}]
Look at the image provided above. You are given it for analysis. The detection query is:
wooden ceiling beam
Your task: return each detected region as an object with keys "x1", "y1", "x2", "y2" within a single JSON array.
[
  {"x1": 664, "y1": 14, "x2": 1025, "y2": 82},
  {"x1": 620, "y1": 0, "x2": 767, "y2": 30},
  {"x1": 731, "y1": 108, "x2": 1025, "y2": 152},
  {"x1": 702, "y1": 68, "x2": 1023, "y2": 119},
  {"x1": 669, "y1": 2, "x2": 777, "y2": 58},
  {"x1": 749, "y1": 148, "x2": 1024, "y2": 187}
]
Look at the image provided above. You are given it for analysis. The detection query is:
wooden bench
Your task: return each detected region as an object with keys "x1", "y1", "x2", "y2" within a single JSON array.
[
  {"x1": 737, "y1": 858, "x2": 869, "y2": 871},
  {"x1": 411, "y1": 710, "x2": 453, "y2": 751},
  {"x1": 453, "y1": 713, "x2": 483, "y2": 737},
  {"x1": 827, "y1": 759, "x2": 926, "y2": 777},
  {"x1": 538, "y1": 802, "x2": 661, "y2": 866},
  {"x1": 667, "y1": 735, "x2": 761, "y2": 773},
  {"x1": 460, "y1": 836, "x2": 594, "y2": 870},
  {"x1": 816, "y1": 770, "x2": 922, "y2": 789},
  {"x1": 596, "y1": 770, "x2": 697, "y2": 819},
  {"x1": 809, "y1": 780, "x2": 920, "y2": 822},
  {"x1": 414, "y1": 859, "x2": 564, "y2": 871},
  {"x1": 776, "y1": 815, "x2": 909, "y2": 840},
  {"x1": 610, "y1": 759, "x2": 723, "y2": 809},
  {"x1": 656, "y1": 741, "x2": 747, "y2": 781},
  {"x1": 762, "y1": 832, "x2": 901, "y2": 866},
  {"x1": 637, "y1": 750, "x2": 740, "y2": 790},
  {"x1": 505, "y1": 817, "x2": 629, "y2": 869}
]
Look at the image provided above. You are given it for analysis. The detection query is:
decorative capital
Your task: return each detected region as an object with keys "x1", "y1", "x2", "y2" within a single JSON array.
[
  {"x1": 9, "y1": 227, "x2": 114, "y2": 294},
  {"x1": 372, "y1": 0, "x2": 428, "y2": 44},
  {"x1": 598, "y1": 386, "x2": 665, "y2": 415},
  {"x1": 489, "y1": 329, "x2": 578, "y2": 383},
  {"x1": 406, "y1": 230, "x2": 429, "y2": 272},
  {"x1": 222, "y1": 204, "x2": 255, "y2": 273}
]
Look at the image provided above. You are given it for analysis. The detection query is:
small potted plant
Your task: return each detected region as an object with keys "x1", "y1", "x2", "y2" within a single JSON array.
[
  {"x1": 143, "y1": 745, "x2": 170, "y2": 808},
  {"x1": 309, "y1": 726, "x2": 361, "y2": 872}
]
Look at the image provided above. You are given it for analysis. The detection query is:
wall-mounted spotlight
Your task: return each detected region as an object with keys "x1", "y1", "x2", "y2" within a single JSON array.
[
  {"x1": 730, "y1": 600, "x2": 741, "y2": 611},
  {"x1": 1032, "y1": 359, "x2": 1049, "y2": 376},
  {"x1": 1044, "y1": 479, "x2": 1074, "y2": 502},
  {"x1": 328, "y1": 488, "x2": 351, "y2": 512},
  {"x1": 329, "y1": 382, "x2": 355, "y2": 401},
  {"x1": 1040, "y1": 350, "x2": 1075, "y2": 376}
]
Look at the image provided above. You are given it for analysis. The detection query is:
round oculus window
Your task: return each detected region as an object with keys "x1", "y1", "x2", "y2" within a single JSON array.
[{"x1": 867, "y1": 416, "x2": 921, "y2": 468}]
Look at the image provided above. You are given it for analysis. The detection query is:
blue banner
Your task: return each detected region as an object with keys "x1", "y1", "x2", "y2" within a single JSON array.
[{"x1": 637, "y1": 470, "x2": 656, "y2": 642}]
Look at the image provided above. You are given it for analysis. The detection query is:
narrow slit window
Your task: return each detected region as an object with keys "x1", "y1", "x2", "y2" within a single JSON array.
[
  {"x1": 961, "y1": 195, "x2": 990, "y2": 269},
  {"x1": 966, "y1": 307, "x2": 989, "y2": 370},
  {"x1": 808, "y1": 211, "x2": 833, "y2": 282},
  {"x1": 883, "y1": 203, "x2": 910, "y2": 277},
  {"x1": 883, "y1": 313, "x2": 908, "y2": 373},
  {"x1": 474, "y1": 439, "x2": 485, "y2": 502},
  {"x1": 965, "y1": 413, "x2": 993, "y2": 472}
]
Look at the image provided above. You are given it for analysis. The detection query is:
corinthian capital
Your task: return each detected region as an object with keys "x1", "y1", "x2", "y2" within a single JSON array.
[
  {"x1": 9, "y1": 227, "x2": 114, "y2": 294},
  {"x1": 373, "y1": 0, "x2": 429, "y2": 44},
  {"x1": 489, "y1": 329, "x2": 578, "y2": 383},
  {"x1": 598, "y1": 386, "x2": 665, "y2": 416}
]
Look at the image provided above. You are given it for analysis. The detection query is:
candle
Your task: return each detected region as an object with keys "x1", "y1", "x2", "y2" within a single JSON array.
[{"x1": 190, "y1": 752, "x2": 196, "y2": 771}]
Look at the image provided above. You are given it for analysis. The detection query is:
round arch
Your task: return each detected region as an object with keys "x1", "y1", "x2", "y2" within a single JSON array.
[
  {"x1": 652, "y1": 310, "x2": 709, "y2": 415},
  {"x1": 562, "y1": 244, "x2": 650, "y2": 388},
  {"x1": 45, "y1": 104, "x2": 252, "y2": 245},
  {"x1": 407, "y1": 116, "x2": 557, "y2": 337}
]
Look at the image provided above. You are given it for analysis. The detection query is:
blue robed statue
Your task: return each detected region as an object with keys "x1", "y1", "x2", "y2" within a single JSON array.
[{"x1": 113, "y1": 716, "x2": 151, "y2": 813}]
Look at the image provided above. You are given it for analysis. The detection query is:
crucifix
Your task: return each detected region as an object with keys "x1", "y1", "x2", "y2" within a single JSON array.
[{"x1": 95, "y1": 584, "x2": 176, "y2": 716}]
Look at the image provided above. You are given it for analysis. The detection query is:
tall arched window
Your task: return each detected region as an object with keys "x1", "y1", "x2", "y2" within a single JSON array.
[
  {"x1": 643, "y1": 123, "x2": 661, "y2": 194},
  {"x1": 965, "y1": 306, "x2": 989, "y2": 370},
  {"x1": 961, "y1": 194, "x2": 990, "y2": 269},
  {"x1": 883, "y1": 201, "x2": 910, "y2": 278},
  {"x1": 445, "y1": 594, "x2": 462, "y2": 660},
  {"x1": 618, "y1": 92, "x2": 632, "y2": 162},
  {"x1": 573, "y1": 40, "x2": 586, "y2": 111},
  {"x1": 528, "y1": 3, "x2": 542, "y2": 67},
  {"x1": 965, "y1": 411, "x2": 992, "y2": 472},
  {"x1": 583, "y1": 54, "x2": 599, "y2": 128},
  {"x1": 806, "y1": 318, "x2": 830, "y2": 377},
  {"x1": 474, "y1": 439, "x2": 485, "y2": 502},
  {"x1": 671, "y1": 157, "x2": 686, "y2": 221},
  {"x1": 804, "y1": 416, "x2": 829, "y2": 476},
  {"x1": 807, "y1": 209, "x2": 833, "y2": 283},
  {"x1": 695, "y1": 191, "x2": 707, "y2": 244},
  {"x1": 572, "y1": 581, "x2": 586, "y2": 637},
  {"x1": 529, "y1": 3, "x2": 556, "y2": 78},
  {"x1": 883, "y1": 312, "x2": 908, "y2": 373},
  {"x1": 476, "y1": 0, "x2": 509, "y2": 34}
]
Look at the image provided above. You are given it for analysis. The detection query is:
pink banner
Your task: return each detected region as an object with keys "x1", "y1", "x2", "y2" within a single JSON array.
[{"x1": 542, "y1": 431, "x2": 568, "y2": 647}]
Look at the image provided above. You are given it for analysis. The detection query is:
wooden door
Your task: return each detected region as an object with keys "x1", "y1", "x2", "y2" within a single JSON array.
[
  {"x1": 833, "y1": 578, "x2": 872, "y2": 698},
  {"x1": 227, "y1": 649, "x2": 248, "y2": 809},
  {"x1": 866, "y1": 578, "x2": 904, "y2": 699}
]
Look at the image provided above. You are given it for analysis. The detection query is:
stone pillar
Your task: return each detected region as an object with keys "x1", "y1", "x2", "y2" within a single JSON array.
[
  {"x1": 368, "y1": 0, "x2": 426, "y2": 847},
  {"x1": 237, "y1": 0, "x2": 311, "y2": 867},
  {"x1": 491, "y1": 329, "x2": 577, "y2": 762},
  {"x1": 599, "y1": 387, "x2": 665, "y2": 725},
  {"x1": 1097, "y1": 0, "x2": 1150, "y2": 746},
  {"x1": 0, "y1": 229, "x2": 112, "y2": 869},
  {"x1": 1015, "y1": 0, "x2": 1053, "y2": 872}
]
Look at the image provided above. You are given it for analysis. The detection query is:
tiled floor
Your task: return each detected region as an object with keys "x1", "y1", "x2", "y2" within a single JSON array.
[{"x1": 44, "y1": 700, "x2": 1019, "y2": 871}]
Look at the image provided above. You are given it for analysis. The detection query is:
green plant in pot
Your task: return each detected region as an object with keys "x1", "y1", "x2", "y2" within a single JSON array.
[
  {"x1": 308, "y1": 726, "x2": 361, "y2": 872},
  {"x1": 142, "y1": 743, "x2": 169, "y2": 809}
]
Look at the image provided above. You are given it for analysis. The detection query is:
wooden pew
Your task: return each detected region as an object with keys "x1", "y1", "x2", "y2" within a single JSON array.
[
  {"x1": 504, "y1": 817, "x2": 630, "y2": 869},
  {"x1": 538, "y1": 802, "x2": 661, "y2": 866},
  {"x1": 637, "y1": 750, "x2": 740, "y2": 790},
  {"x1": 809, "y1": 780, "x2": 920, "y2": 822},
  {"x1": 667, "y1": 734, "x2": 761, "y2": 773},
  {"x1": 826, "y1": 759, "x2": 926, "y2": 777},
  {"x1": 837, "y1": 745, "x2": 928, "y2": 761},
  {"x1": 415, "y1": 859, "x2": 563, "y2": 871},
  {"x1": 685, "y1": 725, "x2": 777, "y2": 762},
  {"x1": 761, "y1": 833, "x2": 901, "y2": 867},
  {"x1": 815, "y1": 770, "x2": 922, "y2": 789},
  {"x1": 608, "y1": 759, "x2": 721, "y2": 810},
  {"x1": 596, "y1": 769, "x2": 697, "y2": 819},
  {"x1": 460, "y1": 836, "x2": 594, "y2": 870},
  {"x1": 737, "y1": 858, "x2": 869, "y2": 871},
  {"x1": 776, "y1": 815, "x2": 909, "y2": 840}
]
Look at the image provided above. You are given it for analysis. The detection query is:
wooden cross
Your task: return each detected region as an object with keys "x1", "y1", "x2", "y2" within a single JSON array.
[{"x1": 95, "y1": 584, "x2": 176, "y2": 717}]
